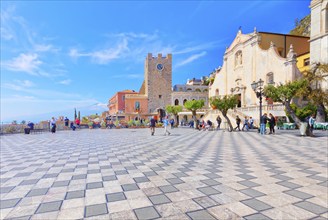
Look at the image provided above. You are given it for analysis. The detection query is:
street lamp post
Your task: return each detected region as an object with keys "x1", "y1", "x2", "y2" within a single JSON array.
[{"x1": 251, "y1": 79, "x2": 264, "y2": 124}]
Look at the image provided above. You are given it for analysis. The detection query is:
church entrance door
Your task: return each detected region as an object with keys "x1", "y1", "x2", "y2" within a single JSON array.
[{"x1": 235, "y1": 94, "x2": 242, "y2": 107}]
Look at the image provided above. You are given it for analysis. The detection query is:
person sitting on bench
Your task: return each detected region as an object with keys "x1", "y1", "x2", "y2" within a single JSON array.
[{"x1": 70, "y1": 122, "x2": 76, "y2": 131}]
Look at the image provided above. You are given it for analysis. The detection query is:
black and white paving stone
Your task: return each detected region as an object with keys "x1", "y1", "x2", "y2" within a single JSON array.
[{"x1": 0, "y1": 128, "x2": 327, "y2": 219}]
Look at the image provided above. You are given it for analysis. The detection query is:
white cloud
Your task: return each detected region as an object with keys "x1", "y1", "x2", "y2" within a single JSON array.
[
  {"x1": 17, "y1": 79, "x2": 34, "y2": 87},
  {"x1": 68, "y1": 31, "x2": 223, "y2": 65},
  {"x1": 3, "y1": 83, "x2": 24, "y2": 91},
  {"x1": 0, "y1": 6, "x2": 16, "y2": 41},
  {"x1": 1, "y1": 27, "x2": 14, "y2": 40},
  {"x1": 92, "y1": 102, "x2": 108, "y2": 110},
  {"x1": 175, "y1": 51, "x2": 207, "y2": 68},
  {"x1": 3, "y1": 80, "x2": 34, "y2": 91},
  {"x1": 69, "y1": 37, "x2": 129, "y2": 64},
  {"x1": 1, "y1": 5, "x2": 64, "y2": 79},
  {"x1": 34, "y1": 44, "x2": 56, "y2": 52},
  {"x1": 58, "y1": 79, "x2": 71, "y2": 85},
  {"x1": 2, "y1": 53, "x2": 42, "y2": 75},
  {"x1": 12, "y1": 94, "x2": 36, "y2": 100}
]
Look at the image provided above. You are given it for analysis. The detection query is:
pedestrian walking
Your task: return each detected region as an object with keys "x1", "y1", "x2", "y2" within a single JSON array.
[
  {"x1": 64, "y1": 117, "x2": 69, "y2": 127},
  {"x1": 150, "y1": 116, "x2": 156, "y2": 136},
  {"x1": 242, "y1": 117, "x2": 249, "y2": 131},
  {"x1": 216, "y1": 115, "x2": 222, "y2": 130},
  {"x1": 269, "y1": 113, "x2": 275, "y2": 134},
  {"x1": 309, "y1": 114, "x2": 315, "y2": 136},
  {"x1": 234, "y1": 116, "x2": 241, "y2": 131},
  {"x1": 50, "y1": 117, "x2": 57, "y2": 133},
  {"x1": 260, "y1": 113, "x2": 269, "y2": 135},
  {"x1": 75, "y1": 118, "x2": 80, "y2": 128},
  {"x1": 163, "y1": 116, "x2": 171, "y2": 136},
  {"x1": 170, "y1": 118, "x2": 174, "y2": 129},
  {"x1": 249, "y1": 116, "x2": 254, "y2": 129},
  {"x1": 70, "y1": 122, "x2": 76, "y2": 131}
]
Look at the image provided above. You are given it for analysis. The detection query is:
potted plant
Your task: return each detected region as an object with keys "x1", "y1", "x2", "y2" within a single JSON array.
[
  {"x1": 134, "y1": 120, "x2": 141, "y2": 127},
  {"x1": 127, "y1": 120, "x2": 134, "y2": 128},
  {"x1": 88, "y1": 121, "x2": 94, "y2": 129},
  {"x1": 101, "y1": 121, "x2": 106, "y2": 129},
  {"x1": 114, "y1": 120, "x2": 120, "y2": 128}
]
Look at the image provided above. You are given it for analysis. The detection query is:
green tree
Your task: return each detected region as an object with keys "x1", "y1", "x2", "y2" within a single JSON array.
[
  {"x1": 264, "y1": 80, "x2": 307, "y2": 127},
  {"x1": 82, "y1": 116, "x2": 89, "y2": 124},
  {"x1": 287, "y1": 103, "x2": 317, "y2": 122},
  {"x1": 289, "y1": 14, "x2": 311, "y2": 37},
  {"x1": 12, "y1": 120, "x2": 17, "y2": 125},
  {"x1": 78, "y1": 111, "x2": 81, "y2": 121},
  {"x1": 298, "y1": 63, "x2": 328, "y2": 122},
  {"x1": 184, "y1": 100, "x2": 204, "y2": 128},
  {"x1": 21, "y1": 120, "x2": 26, "y2": 125},
  {"x1": 74, "y1": 108, "x2": 77, "y2": 120},
  {"x1": 210, "y1": 95, "x2": 238, "y2": 132},
  {"x1": 166, "y1": 105, "x2": 183, "y2": 126}
]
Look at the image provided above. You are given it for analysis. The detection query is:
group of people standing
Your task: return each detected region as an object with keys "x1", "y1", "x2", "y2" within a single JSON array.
[
  {"x1": 49, "y1": 117, "x2": 81, "y2": 133},
  {"x1": 232, "y1": 113, "x2": 275, "y2": 135},
  {"x1": 259, "y1": 113, "x2": 276, "y2": 135},
  {"x1": 149, "y1": 116, "x2": 171, "y2": 136},
  {"x1": 233, "y1": 116, "x2": 255, "y2": 131}
]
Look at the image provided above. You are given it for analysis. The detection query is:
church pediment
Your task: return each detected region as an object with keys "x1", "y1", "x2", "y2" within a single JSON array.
[{"x1": 226, "y1": 31, "x2": 255, "y2": 53}]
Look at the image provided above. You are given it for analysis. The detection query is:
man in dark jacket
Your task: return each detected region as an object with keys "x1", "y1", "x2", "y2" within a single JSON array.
[
  {"x1": 150, "y1": 117, "x2": 156, "y2": 136},
  {"x1": 269, "y1": 113, "x2": 275, "y2": 134},
  {"x1": 234, "y1": 116, "x2": 241, "y2": 131},
  {"x1": 260, "y1": 113, "x2": 269, "y2": 135}
]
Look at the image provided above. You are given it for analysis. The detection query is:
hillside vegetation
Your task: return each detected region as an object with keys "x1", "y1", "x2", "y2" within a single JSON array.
[{"x1": 289, "y1": 14, "x2": 311, "y2": 37}]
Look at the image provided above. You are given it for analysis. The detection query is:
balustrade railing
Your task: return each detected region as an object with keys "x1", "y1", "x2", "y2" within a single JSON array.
[{"x1": 239, "y1": 104, "x2": 285, "y2": 112}]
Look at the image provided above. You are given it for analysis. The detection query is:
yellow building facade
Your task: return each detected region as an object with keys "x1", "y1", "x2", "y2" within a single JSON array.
[{"x1": 297, "y1": 53, "x2": 311, "y2": 73}]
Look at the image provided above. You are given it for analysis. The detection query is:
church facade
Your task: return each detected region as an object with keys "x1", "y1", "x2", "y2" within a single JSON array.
[
  {"x1": 310, "y1": 0, "x2": 328, "y2": 90},
  {"x1": 209, "y1": 29, "x2": 309, "y2": 121}
]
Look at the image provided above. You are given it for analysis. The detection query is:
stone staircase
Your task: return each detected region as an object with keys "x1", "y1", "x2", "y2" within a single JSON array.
[
  {"x1": 203, "y1": 108, "x2": 251, "y2": 130},
  {"x1": 203, "y1": 104, "x2": 287, "y2": 130}
]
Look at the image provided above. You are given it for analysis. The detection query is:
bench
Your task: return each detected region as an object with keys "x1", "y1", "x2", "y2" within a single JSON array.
[
  {"x1": 30, "y1": 129, "x2": 48, "y2": 134},
  {"x1": 314, "y1": 122, "x2": 328, "y2": 130},
  {"x1": 282, "y1": 123, "x2": 296, "y2": 130}
]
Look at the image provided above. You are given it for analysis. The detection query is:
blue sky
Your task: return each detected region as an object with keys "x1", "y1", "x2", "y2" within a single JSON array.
[{"x1": 1, "y1": 0, "x2": 310, "y2": 123}]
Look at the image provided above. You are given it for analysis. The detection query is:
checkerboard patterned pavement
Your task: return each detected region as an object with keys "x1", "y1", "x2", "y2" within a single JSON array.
[{"x1": 0, "y1": 128, "x2": 327, "y2": 219}]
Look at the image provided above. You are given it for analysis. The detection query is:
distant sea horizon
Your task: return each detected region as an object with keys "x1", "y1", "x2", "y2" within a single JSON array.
[{"x1": 1, "y1": 105, "x2": 107, "y2": 125}]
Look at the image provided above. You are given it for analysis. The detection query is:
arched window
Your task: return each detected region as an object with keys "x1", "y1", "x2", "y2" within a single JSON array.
[
  {"x1": 183, "y1": 99, "x2": 187, "y2": 105},
  {"x1": 195, "y1": 88, "x2": 201, "y2": 92},
  {"x1": 179, "y1": 87, "x2": 183, "y2": 91},
  {"x1": 187, "y1": 88, "x2": 192, "y2": 92},
  {"x1": 266, "y1": 72, "x2": 274, "y2": 85},
  {"x1": 203, "y1": 89, "x2": 208, "y2": 92},
  {"x1": 174, "y1": 99, "x2": 179, "y2": 105},
  {"x1": 135, "y1": 101, "x2": 140, "y2": 111},
  {"x1": 215, "y1": 89, "x2": 219, "y2": 96},
  {"x1": 235, "y1": 50, "x2": 242, "y2": 67}
]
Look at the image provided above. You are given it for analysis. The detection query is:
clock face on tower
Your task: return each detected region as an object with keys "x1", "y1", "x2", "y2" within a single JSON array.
[{"x1": 156, "y1": 63, "x2": 164, "y2": 71}]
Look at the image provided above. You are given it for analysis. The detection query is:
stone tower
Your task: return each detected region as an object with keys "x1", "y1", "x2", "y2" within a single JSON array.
[{"x1": 144, "y1": 53, "x2": 172, "y2": 113}]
